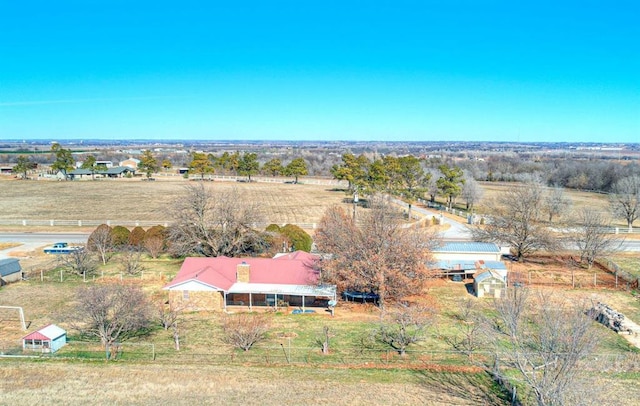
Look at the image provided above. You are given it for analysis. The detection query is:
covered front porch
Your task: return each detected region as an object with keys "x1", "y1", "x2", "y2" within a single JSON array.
[{"x1": 223, "y1": 283, "x2": 337, "y2": 312}]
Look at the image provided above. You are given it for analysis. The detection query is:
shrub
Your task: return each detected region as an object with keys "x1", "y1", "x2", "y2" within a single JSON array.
[
  {"x1": 129, "y1": 226, "x2": 146, "y2": 247},
  {"x1": 222, "y1": 313, "x2": 270, "y2": 351},
  {"x1": 281, "y1": 224, "x2": 313, "y2": 252},
  {"x1": 111, "y1": 226, "x2": 131, "y2": 247}
]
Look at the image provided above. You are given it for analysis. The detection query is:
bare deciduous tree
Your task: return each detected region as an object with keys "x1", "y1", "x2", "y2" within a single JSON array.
[
  {"x1": 87, "y1": 224, "x2": 114, "y2": 265},
  {"x1": 570, "y1": 208, "x2": 624, "y2": 269},
  {"x1": 461, "y1": 175, "x2": 483, "y2": 212},
  {"x1": 375, "y1": 302, "x2": 436, "y2": 356},
  {"x1": 68, "y1": 284, "x2": 152, "y2": 360},
  {"x1": 118, "y1": 247, "x2": 146, "y2": 275},
  {"x1": 443, "y1": 298, "x2": 487, "y2": 358},
  {"x1": 167, "y1": 183, "x2": 268, "y2": 257},
  {"x1": 544, "y1": 185, "x2": 571, "y2": 223},
  {"x1": 221, "y1": 313, "x2": 271, "y2": 351},
  {"x1": 471, "y1": 182, "x2": 558, "y2": 260},
  {"x1": 154, "y1": 293, "x2": 185, "y2": 351},
  {"x1": 60, "y1": 247, "x2": 98, "y2": 277},
  {"x1": 610, "y1": 175, "x2": 640, "y2": 231},
  {"x1": 490, "y1": 289, "x2": 601, "y2": 406},
  {"x1": 316, "y1": 325, "x2": 334, "y2": 355},
  {"x1": 315, "y1": 194, "x2": 440, "y2": 308}
]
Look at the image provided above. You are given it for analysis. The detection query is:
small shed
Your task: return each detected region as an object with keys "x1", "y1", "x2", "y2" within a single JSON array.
[
  {"x1": 474, "y1": 270, "x2": 507, "y2": 298},
  {"x1": 0, "y1": 258, "x2": 22, "y2": 285},
  {"x1": 22, "y1": 324, "x2": 67, "y2": 353}
]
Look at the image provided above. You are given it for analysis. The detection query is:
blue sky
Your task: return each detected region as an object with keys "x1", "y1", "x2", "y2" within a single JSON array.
[{"x1": 1, "y1": 1, "x2": 638, "y2": 143}]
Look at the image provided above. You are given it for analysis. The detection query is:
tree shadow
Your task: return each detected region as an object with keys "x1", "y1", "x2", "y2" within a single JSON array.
[{"x1": 415, "y1": 370, "x2": 511, "y2": 405}]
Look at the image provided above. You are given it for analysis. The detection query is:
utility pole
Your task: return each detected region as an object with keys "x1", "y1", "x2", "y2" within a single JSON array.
[{"x1": 352, "y1": 191, "x2": 358, "y2": 222}]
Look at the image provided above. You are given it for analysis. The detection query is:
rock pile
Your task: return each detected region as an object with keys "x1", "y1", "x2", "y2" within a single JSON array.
[{"x1": 588, "y1": 302, "x2": 633, "y2": 334}]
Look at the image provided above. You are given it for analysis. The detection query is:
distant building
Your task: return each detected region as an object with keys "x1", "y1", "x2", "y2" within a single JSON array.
[
  {"x1": 119, "y1": 158, "x2": 140, "y2": 169},
  {"x1": 0, "y1": 258, "x2": 22, "y2": 285}
]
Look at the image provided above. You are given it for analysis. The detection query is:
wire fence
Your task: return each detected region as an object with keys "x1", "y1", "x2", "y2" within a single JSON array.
[
  {"x1": 0, "y1": 219, "x2": 319, "y2": 230},
  {"x1": 3, "y1": 340, "x2": 640, "y2": 373}
]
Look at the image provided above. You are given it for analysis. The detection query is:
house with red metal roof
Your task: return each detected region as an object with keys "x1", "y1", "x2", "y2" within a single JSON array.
[
  {"x1": 22, "y1": 324, "x2": 67, "y2": 353},
  {"x1": 163, "y1": 251, "x2": 336, "y2": 312}
]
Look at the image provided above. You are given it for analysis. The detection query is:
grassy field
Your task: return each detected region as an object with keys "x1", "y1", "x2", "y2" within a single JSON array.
[
  {"x1": 0, "y1": 177, "x2": 349, "y2": 226},
  {"x1": 0, "y1": 360, "x2": 511, "y2": 406}
]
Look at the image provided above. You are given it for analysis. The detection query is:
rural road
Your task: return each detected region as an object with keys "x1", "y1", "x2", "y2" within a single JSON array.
[{"x1": 0, "y1": 232, "x2": 89, "y2": 259}]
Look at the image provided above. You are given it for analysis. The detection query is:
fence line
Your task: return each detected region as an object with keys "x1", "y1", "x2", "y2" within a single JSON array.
[
  {"x1": 0, "y1": 219, "x2": 319, "y2": 230},
  {"x1": 3, "y1": 339, "x2": 639, "y2": 372}
]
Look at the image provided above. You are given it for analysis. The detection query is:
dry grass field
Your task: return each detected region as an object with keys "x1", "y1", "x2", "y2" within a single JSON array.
[
  {"x1": 476, "y1": 181, "x2": 611, "y2": 213},
  {"x1": 0, "y1": 361, "x2": 510, "y2": 406},
  {"x1": 0, "y1": 177, "x2": 349, "y2": 226}
]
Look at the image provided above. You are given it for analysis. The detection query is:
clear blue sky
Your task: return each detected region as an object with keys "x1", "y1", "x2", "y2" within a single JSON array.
[{"x1": 1, "y1": 1, "x2": 638, "y2": 143}]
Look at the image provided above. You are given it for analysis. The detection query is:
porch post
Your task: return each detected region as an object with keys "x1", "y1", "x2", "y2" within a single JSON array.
[
  {"x1": 223, "y1": 291, "x2": 227, "y2": 310},
  {"x1": 275, "y1": 294, "x2": 278, "y2": 311},
  {"x1": 302, "y1": 295, "x2": 305, "y2": 311},
  {"x1": 249, "y1": 293, "x2": 252, "y2": 310}
]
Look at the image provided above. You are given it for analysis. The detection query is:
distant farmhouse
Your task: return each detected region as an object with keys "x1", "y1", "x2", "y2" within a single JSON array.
[
  {"x1": 119, "y1": 158, "x2": 140, "y2": 169},
  {"x1": 68, "y1": 166, "x2": 135, "y2": 179},
  {"x1": 164, "y1": 251, "x2": 337, "y2": 312}
]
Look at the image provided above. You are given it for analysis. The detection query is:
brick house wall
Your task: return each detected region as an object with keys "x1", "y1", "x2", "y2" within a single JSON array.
[{"x1": 169, "y1": 289, "x2": 223, "y2": 311}]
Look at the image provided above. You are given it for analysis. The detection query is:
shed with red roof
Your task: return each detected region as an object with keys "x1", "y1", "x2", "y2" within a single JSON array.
[
  {"x1": 22, "y1": 324, "x2": 67, "y2": 353},
  {"x1": 164, "y1": 251, "x2": 336, "y2": 312}
]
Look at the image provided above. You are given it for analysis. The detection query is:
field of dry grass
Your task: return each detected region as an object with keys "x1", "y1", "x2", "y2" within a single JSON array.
[
  {"x1": 476, "y1": 181, "x2": 611, "y2": 213},
  {"x1": 0, "y1": 360, "x2": 512, "y2": 406},
  {"x1": 0, "y1": 177, "x2": 349, "y2": 226}
]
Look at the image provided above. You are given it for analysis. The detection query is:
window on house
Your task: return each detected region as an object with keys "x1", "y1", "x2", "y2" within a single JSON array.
[{"x1": 182, "y1": 290, "x2": 190, "y2": 300}]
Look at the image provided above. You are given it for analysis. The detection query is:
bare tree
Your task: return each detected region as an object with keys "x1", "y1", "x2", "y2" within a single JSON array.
[
  {"x1": 167, "y1": 183, "x2": 268, "y2": 257},
  {"x1": 443, "y1": 298, "x2": 488, "y2": 358},
  {"x1": 68, "y1": 284, "x2": 152, "y2": 360},
  {"x1": 610, "y1": 175, "x2": 640, "y2": 231},
  {"x1": 490, "y1": 289, "x2": 601, "y2": 406},
  {"x1": 118, "y1": 247, "x2": 146, "y2": 275},
  {"x1": 221, "y1": 313, "x2": 271, "y2": 351},
  {"x1": 471, "y1": 182, "x2": 558, "y2": 260},
  {"x1": 316, "y1": 325, "x2": 334, "y2": 355},
  {"x1": 154, "y1": 293, "x2": 184, "y2": 351},
  {"x1": 461, "y1": 175, "x2": 483, "y2": 212},
  {"x1": 60, "y1": 248, "x2": 98, "y2": 277},
  {"x1": 87, "y1": 224, "x2": 114, "y2": 265},
  {"x1": 543, "y1": 185, "x2": 571, "y2": 223},
  {"x1": 375, "y1": 303, "x2": 436, "y2": 356},
  {"x1": 570, "y1": 208, "x2": 624, "y2": 269},
  {"x1": 143, "y1": 225, "x2": 166, "y2": 259},
  {"x1": 315, "y1": 194, "x2": 440, "y2": 308}
]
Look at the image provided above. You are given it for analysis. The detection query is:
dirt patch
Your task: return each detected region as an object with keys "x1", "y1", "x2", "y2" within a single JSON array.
[{"x1": 507, "y1": 255, "x2": 620, "y2": 290}]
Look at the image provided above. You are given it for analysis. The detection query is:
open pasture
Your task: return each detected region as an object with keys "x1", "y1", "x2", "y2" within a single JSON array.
[{"x1": 0, "y1": 177, "x2": 349, "y2": 227}]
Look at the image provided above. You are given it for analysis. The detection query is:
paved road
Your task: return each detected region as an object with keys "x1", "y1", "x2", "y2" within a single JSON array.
[
  {"x1": 0, "y1": 232, "x2": 89, "y2": 259},
  {"x1": 391, "y1": 198, "x2": 471, "y2": 240}
]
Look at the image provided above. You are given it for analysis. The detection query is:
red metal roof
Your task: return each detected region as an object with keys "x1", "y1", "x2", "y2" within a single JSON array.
[
  {"x1": 164, "y1": 251, "x2": 319, "y2": 291},
  {"x1": 23, "y1": 331, "x2": 50, "y2": 341}
]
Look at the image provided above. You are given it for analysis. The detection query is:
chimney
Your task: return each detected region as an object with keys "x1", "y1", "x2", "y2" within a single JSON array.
[{"x1": 236, "y1": 262, "x2": 250, "y2": 283}]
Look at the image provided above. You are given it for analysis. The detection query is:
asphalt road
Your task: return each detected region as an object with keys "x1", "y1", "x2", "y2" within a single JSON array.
[{"x1": 0, "y1": 232, "x2": 89, "y2": 259}]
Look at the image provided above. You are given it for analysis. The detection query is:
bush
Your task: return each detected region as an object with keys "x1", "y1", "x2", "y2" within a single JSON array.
[
  {"x1": 111, "y1": 226, "x2": 131, "y2": 247},
  {"x1": 144, "y1": 225, "x2": 167, "y2": 258},
  {"x1": 281, "y1": 224, "x2": 313, "y2": 252},
  {"x1": 222, "y1": 313, "x2": 270, "y2": 351},
  {"x1": 265, "y1": 224, "x2": 281, "y2": 233},
  {"x1": 129, "y1": 226, "x2": 146, "y2": 247}
]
